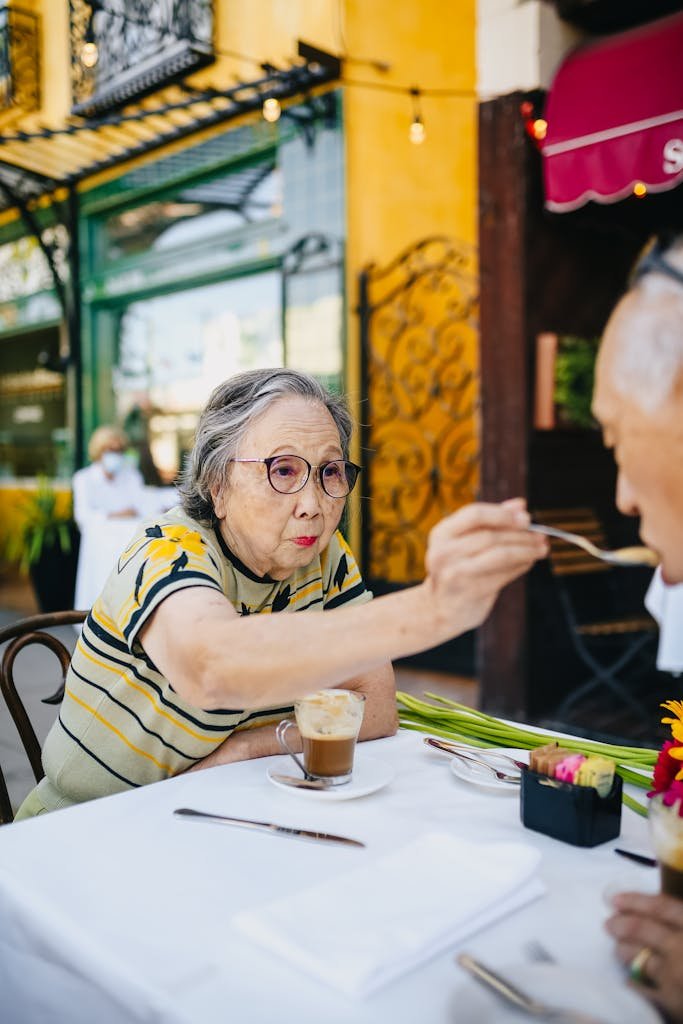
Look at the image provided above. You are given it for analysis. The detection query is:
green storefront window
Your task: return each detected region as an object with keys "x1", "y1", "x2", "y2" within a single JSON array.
[
  {"x1": 102, "y1": 163, "x2": 282, "y2": 264},
  {"x1": 113, "y1": 270, "x2": 282, "y2": 482}
]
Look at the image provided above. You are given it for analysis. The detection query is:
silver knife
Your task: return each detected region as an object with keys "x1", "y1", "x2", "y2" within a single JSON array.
[
  {"x1": 173, "y1": 807, "x2": 365, "y2": 848},
  {"x1": 457, "y1": 954, "x2": 607, "y2": 1024}
]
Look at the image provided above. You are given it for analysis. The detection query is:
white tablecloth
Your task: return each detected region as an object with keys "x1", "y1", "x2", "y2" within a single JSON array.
[{"x1": 0, "y1": 731, "x2": 655, "y2": 1024}]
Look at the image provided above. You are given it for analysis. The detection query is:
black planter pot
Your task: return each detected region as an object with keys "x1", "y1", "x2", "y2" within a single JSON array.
[{"x1": 28, "y1": 525, "x2": 81, "y2": 612}]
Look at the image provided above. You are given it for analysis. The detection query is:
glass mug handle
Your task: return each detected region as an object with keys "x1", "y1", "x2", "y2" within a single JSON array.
[{"x1": 275, "y1": 720, "x2": 309, "y2": 779}]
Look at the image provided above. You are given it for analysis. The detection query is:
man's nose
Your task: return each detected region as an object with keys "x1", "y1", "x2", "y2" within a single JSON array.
[{"x1": 615, "y1": 470, "x2": 639, "y2": 517}]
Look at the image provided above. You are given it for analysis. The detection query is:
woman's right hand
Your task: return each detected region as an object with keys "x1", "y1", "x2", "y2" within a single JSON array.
[{"x1": 423, "y1": 499, "x2": 548, "y2": 639}]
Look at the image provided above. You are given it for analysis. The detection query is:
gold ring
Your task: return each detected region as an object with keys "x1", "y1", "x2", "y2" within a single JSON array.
[{"x1": 629, "y1": 946, "x2": 653, "y2": 985}]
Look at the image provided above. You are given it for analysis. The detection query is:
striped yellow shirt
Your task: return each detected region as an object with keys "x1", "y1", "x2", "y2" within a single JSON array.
[{"x1": 30, "y1": 509, "x2": 372, "y2": 812}]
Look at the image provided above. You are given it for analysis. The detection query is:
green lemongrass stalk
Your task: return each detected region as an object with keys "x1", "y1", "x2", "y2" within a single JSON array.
[
  {"x1": 400, "y1": 719, "x2": 495, "y2": 749},
  {"x1": 621, "y1": 792, "x2": 648, "y2": 817},
  {"x1": 421, "y1": 692, "x2": 658, "y2": 765},
  {"x1": 398, "y1": 691, "x2": 657, "y2": 814},
  {"x1": 397, "y1": 692, "x2": 658, "y2": 766},
  {"x1": 616, "y1": 765, "x2": 654, "y2": 789}
]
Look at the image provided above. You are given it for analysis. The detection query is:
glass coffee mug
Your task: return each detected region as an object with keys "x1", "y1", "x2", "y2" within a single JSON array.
[
  {"x1": 648, "y1": 795, "x2": 683, "y2": 899},
  {"x1": 276, "y1": 689, "x2": 366, "y2": 786}
]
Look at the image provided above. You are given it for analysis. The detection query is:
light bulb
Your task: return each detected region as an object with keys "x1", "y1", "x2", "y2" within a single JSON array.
[
  {"x1": 81, "y1": 41, "x2": 99, "y2": 68},
  {"x1": 633, "y1": 181, "x2": 647, "y2": 198},
  {"x1": 262, "y1": 97, "x2": 281, "y2": 123},
  {"x1": 409, "y1": 118, "x2": 426, "y2": 145},
  {"x1": 532, "y1": 118, "x2": 547, "y2": 141}
]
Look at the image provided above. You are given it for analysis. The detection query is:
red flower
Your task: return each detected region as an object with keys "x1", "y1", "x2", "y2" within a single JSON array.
[
  {"x1": 662, "y1": 779, "x2": 683, "y2": 814},
  {"x1": 649, "y1": 740, "x2": 683, "y2": 797}
]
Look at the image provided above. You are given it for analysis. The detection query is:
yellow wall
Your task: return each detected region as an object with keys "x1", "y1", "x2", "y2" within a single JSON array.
[{"x1": 341, "y1": 0, "x2": 479, "y2": 567}]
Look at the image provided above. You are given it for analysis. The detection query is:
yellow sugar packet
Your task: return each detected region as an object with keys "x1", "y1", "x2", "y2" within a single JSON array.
[{"x1": 577, "y1": 756, "x2": 615, "y2": 798}]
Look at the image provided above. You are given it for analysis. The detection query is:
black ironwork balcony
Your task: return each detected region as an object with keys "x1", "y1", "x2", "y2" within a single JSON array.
[
  {"x1": 70, "y1": 0, "x2": 214, "y2": 116},
  {"x1": 0, "y1": 4, "x2": 40, "y2": 114}
]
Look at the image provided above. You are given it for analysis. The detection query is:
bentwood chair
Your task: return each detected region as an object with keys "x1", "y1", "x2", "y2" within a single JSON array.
[
  {"x1": 534, "y1": 508, "x2": 658, "y2": 724},
  {"x1": 0, "y1": 610, "x2": 87, "y2": 824}
]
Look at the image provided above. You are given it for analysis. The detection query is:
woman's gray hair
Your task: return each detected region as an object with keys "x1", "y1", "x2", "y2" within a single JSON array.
[{"x1": 179, "y1": 368, "x2": 354, "y2": 522}]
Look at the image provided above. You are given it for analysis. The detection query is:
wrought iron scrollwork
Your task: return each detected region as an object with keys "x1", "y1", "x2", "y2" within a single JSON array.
[
  {"x1": 0, "y1": 5, "x2": 40, "y2": 113},
  {"x1": 359, "y1": 236, "x2": 479, "y2": 584},
  {"x1": 70, "y1": 0, "x2": 214, "y2": 115}
]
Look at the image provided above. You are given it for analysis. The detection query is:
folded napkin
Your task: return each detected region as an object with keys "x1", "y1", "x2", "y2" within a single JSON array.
[
  {"x1": 646, "y1": 568, "x2": 683, "y2": 674},
  {"x1": 233, "y1": 832, "x2": 544, "y2": 998}
]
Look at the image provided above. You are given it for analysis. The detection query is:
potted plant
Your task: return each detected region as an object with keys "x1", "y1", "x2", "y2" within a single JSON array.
[{"x1": 6, "y1": 479, "x2": 80, "y2": 612}]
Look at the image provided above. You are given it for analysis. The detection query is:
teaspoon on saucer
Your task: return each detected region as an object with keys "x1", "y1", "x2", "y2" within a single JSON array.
[{"x1": 269, "y1": 773, "x2": 334, "y2": 790}]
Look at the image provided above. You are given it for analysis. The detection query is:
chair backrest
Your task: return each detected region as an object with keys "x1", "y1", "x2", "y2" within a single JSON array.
[
  {"x1": 0, "y1": 610, "x2": 87, "y2": 824},
  {"x1": 533, "y1": 507, "x2": 611, "y2": 577},
  {"x1": 532, "y1": 506, "x2": 654, "y2": 628}
]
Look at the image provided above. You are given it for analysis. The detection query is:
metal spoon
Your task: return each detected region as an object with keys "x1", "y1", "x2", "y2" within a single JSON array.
[
  {"x1": 457, "y1": 954, "x2": 607, "y2": 1023},
  {"x1": 270, "y1": 773, "x2": 333, "y2": 791},
  {"x1": 424, "y1": 736, "x2": 527, "y2": 772},
  {"x1": 528, "y1": 523, "x2": 659, "y2": 567},
  {"x1": 425, "y1": 740, "x2": 520, "y2": 783}
]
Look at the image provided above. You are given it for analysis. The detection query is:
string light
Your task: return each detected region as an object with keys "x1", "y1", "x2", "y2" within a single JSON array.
[
  {"x1": 81, "y1": 41, "x2": 99, "y2": 68},
  {"x1": 75, "y1": 5, "x2": 471, "y2": 136},
  {"x1": 409, "y1": 88, "x2": 426, "y2": 145},
  {"x1": 633, "y1": 181, "x2": 648, "y2": 198},
  {"x1": 519, "y1": 101, "x2": 546, "y2": 151},
  {"x1": 262, "y1": 97, "x2": 281, "y2": 123},
  {"x1": 532, "y1": 118, "x2": 547, "y2": 141},
  {"x1": 81, "y1": 12, "x2": 99, "y2": 68}
]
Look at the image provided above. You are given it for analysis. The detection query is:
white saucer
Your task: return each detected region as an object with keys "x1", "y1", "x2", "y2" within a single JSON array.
[
  {"x1": 452, "y1": 962, "x2": 660, "y2": 1023},
  {"x1": 449, "y1": 755, "x2": 521, "y2": 793},
  {"x1": 266, "y1": 753, "x2": 394, "y2": 801}
]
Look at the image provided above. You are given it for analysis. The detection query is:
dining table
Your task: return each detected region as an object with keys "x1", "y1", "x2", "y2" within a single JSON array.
[{"x1": 0, "y1": 729, "x2": 662, "y2": 1024}]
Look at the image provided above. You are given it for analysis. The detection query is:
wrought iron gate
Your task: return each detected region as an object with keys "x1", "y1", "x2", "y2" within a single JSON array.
[{"x1": 359, "y1": 236, "x2": 479, "y2": 591}]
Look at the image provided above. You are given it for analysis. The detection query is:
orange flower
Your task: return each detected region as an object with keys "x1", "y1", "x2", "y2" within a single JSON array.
[{"x1": 661, "y1": 700, "x2": 683, "y2": 744}]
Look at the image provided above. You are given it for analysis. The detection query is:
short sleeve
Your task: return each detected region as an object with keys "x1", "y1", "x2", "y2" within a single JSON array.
[
  {"x1": 107, "y1": 521, "x2": 224, "y2": 654},
  {"x1": 321, "y1": 531, "x2": 373, "y2": 610}
]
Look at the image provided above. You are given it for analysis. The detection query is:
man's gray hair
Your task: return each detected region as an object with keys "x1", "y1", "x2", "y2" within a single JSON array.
[
  {"x1": 611, "y1": 235, "x2": 683, "y2": 412},
  {"x1": 179, "y1": 368, "x2": 354, "y2": 522}
]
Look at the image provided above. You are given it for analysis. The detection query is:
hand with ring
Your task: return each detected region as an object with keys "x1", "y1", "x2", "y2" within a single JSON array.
[
  {"x1": 606, "y1": 890, "x2": 683, "y2": 1022},
  {"x1": 628, "y1": 946, "x2": 653, "y2": 986}
]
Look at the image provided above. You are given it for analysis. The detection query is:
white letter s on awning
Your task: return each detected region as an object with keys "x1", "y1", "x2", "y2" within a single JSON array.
[{"x1": 663, "y1": 138, "x2": 683, "y2": 174}]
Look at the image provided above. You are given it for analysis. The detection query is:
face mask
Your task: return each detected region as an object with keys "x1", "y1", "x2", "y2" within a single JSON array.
[{"x1": 101, "y1": 451, "x2": 125, "y2": 476}]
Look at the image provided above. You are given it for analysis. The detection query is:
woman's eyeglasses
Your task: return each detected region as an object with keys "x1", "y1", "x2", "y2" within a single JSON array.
[{"x1": 229, "y1": 455, "x2": 362, "y2": 498}]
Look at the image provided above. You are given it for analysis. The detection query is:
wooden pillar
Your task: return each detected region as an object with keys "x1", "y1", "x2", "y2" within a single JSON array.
[{"x1": 477, "y1": 92, "x2": 532, "y2": 718}]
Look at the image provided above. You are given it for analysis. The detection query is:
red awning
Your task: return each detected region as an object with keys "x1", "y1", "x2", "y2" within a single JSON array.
[{"x1": 542, "y1": 11, "x2": 683, "y2": 212}]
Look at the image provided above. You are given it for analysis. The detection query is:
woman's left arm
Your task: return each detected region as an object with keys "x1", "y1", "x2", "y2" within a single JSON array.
[
  {"x1": 182, "y1": 663, "x2": 397, "y2": 774},
  {"x1": 342, "y1": 662, "x2": 398, "y2": 740}
]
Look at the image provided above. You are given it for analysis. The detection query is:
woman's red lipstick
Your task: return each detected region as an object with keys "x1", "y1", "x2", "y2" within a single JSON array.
[{"x1": 293, "y1": 536, "x2": 317, "y2": 547}]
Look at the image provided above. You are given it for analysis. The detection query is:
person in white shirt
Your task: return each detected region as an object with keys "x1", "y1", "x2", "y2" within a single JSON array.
[
  {"x1": 73, "y1": 425, "x2": 146, "y2": 529},
  {"x1": 595, "y1": 234, "x2": 683, "y2": 1022},
  {"x1": 73, "y1": 425, "x2": 147, "y2": 609}
]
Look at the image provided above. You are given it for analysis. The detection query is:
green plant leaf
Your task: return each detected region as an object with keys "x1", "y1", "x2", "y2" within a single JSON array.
[{"x1": 4, "y1": 478, "x2": 76, "y2": 571}]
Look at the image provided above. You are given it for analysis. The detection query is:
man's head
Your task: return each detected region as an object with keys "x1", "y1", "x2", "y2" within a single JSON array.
[{"x1": 592, "y1": 236, "x2": 683, "y2": 583}]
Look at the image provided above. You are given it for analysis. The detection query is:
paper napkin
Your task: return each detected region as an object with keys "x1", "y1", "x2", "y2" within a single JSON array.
[{"x1": 233, "y1": 832, "x2": 544, "y2": 998}]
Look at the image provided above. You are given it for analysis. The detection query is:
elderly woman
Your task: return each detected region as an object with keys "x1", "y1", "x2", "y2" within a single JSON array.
[{"x1": 16, "y1": 369, "x2": 546, "y2": 817}]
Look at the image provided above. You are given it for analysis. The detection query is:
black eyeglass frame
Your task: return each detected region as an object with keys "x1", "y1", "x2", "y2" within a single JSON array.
[{"x1": 229, "y1": 456, "x2": 362, "y2": 498}]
